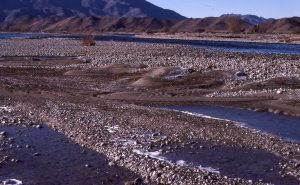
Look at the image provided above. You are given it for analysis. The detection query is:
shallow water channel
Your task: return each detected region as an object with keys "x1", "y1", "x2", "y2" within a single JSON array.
[
  {"x1": 164, "y1": 105, "x2": 300, "y2": 143},
  {"x1": 160, "y1": 105, "x2": 300, "y2": 184},
  {"x1": 0, "y1": 126, "x2": 138, "y2": 185}
]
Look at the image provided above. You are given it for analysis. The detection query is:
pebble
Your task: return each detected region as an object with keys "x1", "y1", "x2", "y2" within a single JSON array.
[
  {"x1": 84, "y1": 164, "x2": 91, "y2": 168},
  {"x1": 33, "y1": 153, "x2": 41, "y2": 156},
  {"x1": 276, "y1": 89, "x2": 283, "y2": 94},
  {"x1": 0, "y1": 38, "x2": 299, "y2": 185},
  {"x1": 36, "y1": 125, "x2": 43, "y2": 129},
  {"x1": 108, "y1": 161, "x2": 115, "y2": 166}
]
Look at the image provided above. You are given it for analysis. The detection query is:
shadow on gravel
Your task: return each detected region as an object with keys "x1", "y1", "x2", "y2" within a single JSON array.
[
  {"x1": 164, "y1": 140, "x2": 299, "y2": 185},
  {"x1": 0, "y1": 126, "x2": 140, "y2": 185}
]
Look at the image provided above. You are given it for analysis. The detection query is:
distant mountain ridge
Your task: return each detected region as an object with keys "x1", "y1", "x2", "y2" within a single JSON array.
[
  {"x1": 0, "y1": 15, "x2": 258, "y2": 34},
  {"x1": 1, "y1": 15, "x2": 299, "y2": 34},
  {"x1": 0, "y1": 1, "x2": 299, "y2": 34},
  {"x1": 221, "y1": 14, "x2": 271, "y2": 25},
  {"x1": 0, "y1": 0, "x2": 186, "y2": 22},
  {"x1": 0, "y1": 16, "x2": 300, "y2": 34}
]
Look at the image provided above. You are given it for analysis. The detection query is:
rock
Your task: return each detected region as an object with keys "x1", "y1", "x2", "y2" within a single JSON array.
[
  {"x1": 188, "y1": 68, "x2": 196, "y2": 73},
  {"x1": 84, "y1": 164, "x2": 91, "y2": 168},
  {"x1": 276, "y1": 89, "x2": 283, "y2": 94},
  {"x1": 108, "y1": 161, "x2": 115, "y2": 166},
  {"x1": 3, "y1": 179, "x2": 23, "y2": 185},
  {"x1": 10, "y1": 158, "x2": 21, "y2": 163},
  {"x1": 33, "y1": 152, "x2": 41, "y2": 156},
  {"x1": 36, "y1": 125, "x2": 43, "y2": 129},
  {"x1": 124, "y1": 179, "x2": 143, "y2": 185},
  {"x1": 114, "y1": 156, "x2": 121, "y2": 161},
  {"x1": 100, "y1": 142, "x2": 107, "y2": 147},
  {"x1": 273, "y1": 110, "x2": 282, "y2": 114},
  {"x1": 235, "y1": 71, "x2": 247, "y2": 77},
  {"x1": 83, "y1": 58, "x2": 91, "y2": 63},
  {"x1": 133, "y1": 178, "x2": 144, "y2": 185},
  {"x1": 151, "y1": 171, "x2": 158, "y2": 178},
  {"x1": 124, "y1": 181, "x2": 134, "y2": 185},
  {"x1": 0, "y1": 131, "x2": 7, "y2": 136}
]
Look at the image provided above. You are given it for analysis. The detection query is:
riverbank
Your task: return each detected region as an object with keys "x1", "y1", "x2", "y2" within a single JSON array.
[
  {"x1": 138, "y1": 33, "x2": 300, "y2": 44},
  {"x1": 2, "y1": 31, "x2": 299, "y2": 44},
  {"x1": 0, "y1": 37, "x2": 300, "y2": 184}
]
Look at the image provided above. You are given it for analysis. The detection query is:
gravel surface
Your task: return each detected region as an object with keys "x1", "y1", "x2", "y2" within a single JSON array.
[
  {"x1": 0, "y1": 38, "x2": 300, "y2": 185},
  {"x1": 0, "y1": 38, "x2": 299, "y2": 85}
]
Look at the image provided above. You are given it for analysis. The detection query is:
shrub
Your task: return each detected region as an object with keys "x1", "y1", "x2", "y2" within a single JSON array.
[
  {"x1": 228, "y1": 16, "x2": 242, "y2": 34},
  {"x1": 82, "y1": 35, "x2": 96, "y2": 46}
]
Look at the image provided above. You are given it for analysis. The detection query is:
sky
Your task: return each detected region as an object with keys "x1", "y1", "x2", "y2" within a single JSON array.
[{"x1": 147, "y1": 0, "x2": 300, "y2": 19}]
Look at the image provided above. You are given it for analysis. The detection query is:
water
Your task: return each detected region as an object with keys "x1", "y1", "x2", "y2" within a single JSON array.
[
  {"x1": 164, "y1": 105, "x2": 300, "y2": 142},
  {"x1": 0, "y1": 125, "x2": 139, "y2": 184},
  {"x1": 1, "y1": 32, "x2": 300, "y2": 55},
  {"x1": 162, "y1": 139, "x2": 299, "y2": 185},
  {"x1": 193, "y1": 41, "x2": 300, "y2": 55},
  {"x1": 92, "y1": 35, "x2": 300, "y2": 55},
  {"x1": 0, "y1": 33, "x2": 49, "y2": 39}
]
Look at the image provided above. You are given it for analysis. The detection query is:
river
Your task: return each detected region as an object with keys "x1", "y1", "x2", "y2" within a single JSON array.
[{"x1": 1, "y1": 32, "x2": 300, "y2": 55}]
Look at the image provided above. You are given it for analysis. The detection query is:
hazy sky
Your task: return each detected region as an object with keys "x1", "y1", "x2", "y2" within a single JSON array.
[{"x1": 147, "y1": 0, "x2": 300, "y2": 18}]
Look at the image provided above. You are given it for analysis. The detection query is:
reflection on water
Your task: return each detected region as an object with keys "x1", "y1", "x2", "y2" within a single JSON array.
[{"x1": 164, "y1": 105, "x2": 300, "y2": 142}]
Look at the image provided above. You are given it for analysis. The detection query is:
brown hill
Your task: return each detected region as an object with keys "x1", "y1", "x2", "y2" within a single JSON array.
[
  {"x1": 1, "y1": 16, "x2": 300, "y2": 34},
  {"x1": 0, "y1": 15, "x2": 253, "y2": 34},
  {"x1": 254, "y1": 17, "x2": 300, "y2": 34},
  {"x1": 170, "y1": 16, "x2": 252, "y2": 33}
]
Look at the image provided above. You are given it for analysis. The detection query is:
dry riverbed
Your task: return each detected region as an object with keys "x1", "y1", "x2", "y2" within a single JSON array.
[{"x1": 0, "y1": 38, "x2": 300, "y2": 185}]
